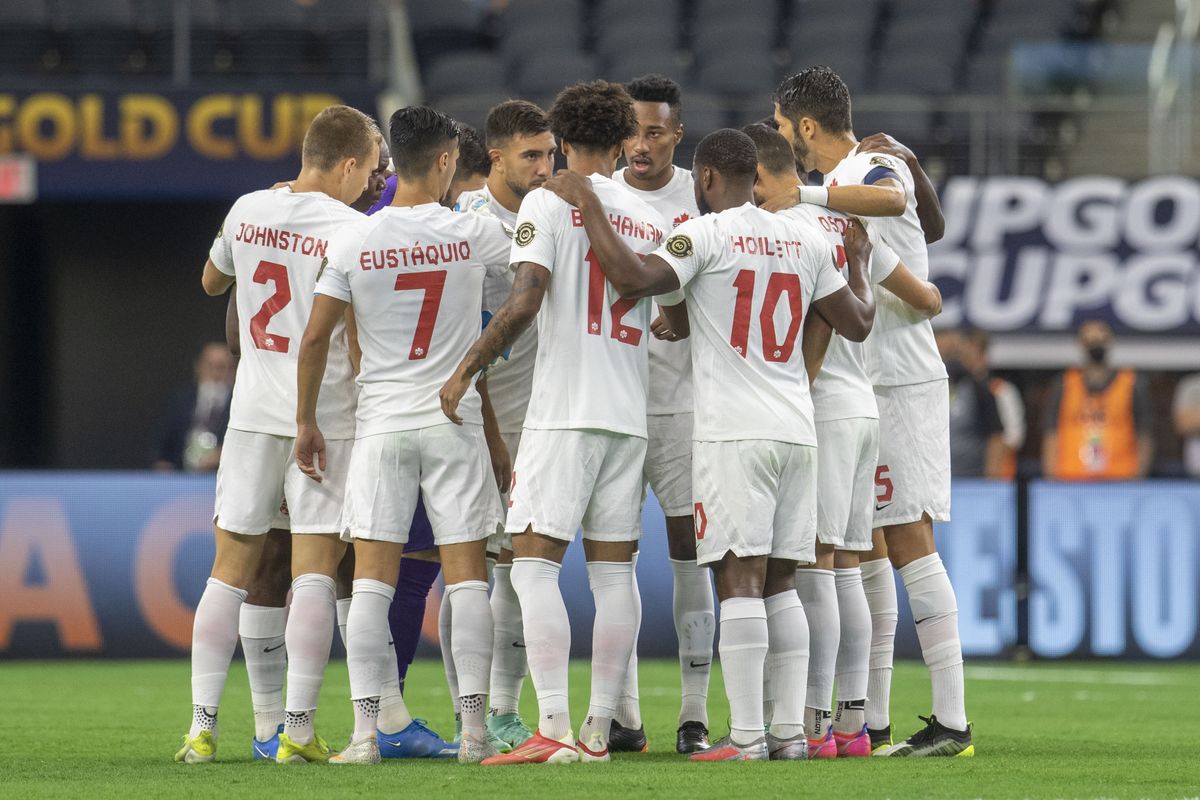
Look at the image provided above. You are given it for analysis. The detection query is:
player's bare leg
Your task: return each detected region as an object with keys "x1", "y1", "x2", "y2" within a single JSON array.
[
  {"x1": 883, "y1": 515, "x2": 972, "y2": 757},
  {"x1": 275, "y1": 531, "x2": 345, "y2": 762},
  {"x1": 667, "y1": 517, "x2": 714, "y2": 753},
  {"x1": 240, "y1": 529, "x2": 290, "y2": 758},
  {"x1": 796, "y1": 543, "x2": 837, "y2": 758},
  {"x1": 831, "y1": 548, "x2": 873, "y2": 757},
  {"x1": 177, "y1": 526, "x2": 266, "y2": 763},
  {"x1": 335, "y1": 546, "x2": 354, "y2": 647},
  {"x1": 860, "y1": 528, "x2": 897, "y2": 752},
  {"x1": 488, "y1": 546, "x2": 533, "y2": 749},
  {"x1": 438, "y1": 538, "x2": 496, "y2": 763}
]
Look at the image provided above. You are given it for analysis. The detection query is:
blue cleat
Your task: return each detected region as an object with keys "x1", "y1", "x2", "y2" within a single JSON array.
[
  {"x1": 252, "y1": 724, "x2": 284, "y2": 761},
  {"x1": 377, "y1": 719, "x2": 459, "y2": 759}
]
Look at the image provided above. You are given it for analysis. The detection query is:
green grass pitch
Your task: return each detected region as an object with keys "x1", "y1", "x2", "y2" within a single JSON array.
[{"x1": 3, "y1": 659, "x2": 1198, "y2": 798}]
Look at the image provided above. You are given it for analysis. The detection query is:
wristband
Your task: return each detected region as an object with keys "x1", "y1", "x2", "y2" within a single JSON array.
[{"x1": 797, "y1": 185, "x2": 829, "y2": 206}]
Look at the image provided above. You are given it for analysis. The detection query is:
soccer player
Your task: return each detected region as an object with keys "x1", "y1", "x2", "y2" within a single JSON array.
[
  {"x1": 774, "y1": 66, "x2": 974, "y2": 757},
  {"x1": 296, "y1": 106, "x2": 511, "y2": 765},
  {"x1": 542, "y1": 128, "x2": 876, "y2": 761},
  {"x1": 612, "y1": 73, "x2": 712, "y2": 754},
  {"x1": 453, "y1": 99, "x2": 558, "y2": 751},
  {"x1": 439, "y1": 80, "x2": 675, "y2": 765},
  {"x1": 443, "y1": 124, "x2": 490, "y2": 208},
  {"x1": 176, "y1": 105, "x2": 380, "y2": 765},
  {"x1": 351, "y1": 136, "x2": 392, "y2": 213},
  {"x1": 743, "y1": 122, "x2": 942, "y2": 759}
]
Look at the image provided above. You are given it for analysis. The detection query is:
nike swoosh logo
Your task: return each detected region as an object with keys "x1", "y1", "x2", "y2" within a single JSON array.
[
  {"x1": 253, "y1": 742, "x2": 271, "y2": 757},
  {"x1": 263, "y1": 643, "x2": 285, "y2": 653},
  {"x1": 690, "y1": 660, "x2": 710, "y2": 668},
  {"x1": 512, "y1": 641, "x2": 526, "y2": 648},
  {"x1": 875, "y1": 502, "x2": 893, "y2": 512}
]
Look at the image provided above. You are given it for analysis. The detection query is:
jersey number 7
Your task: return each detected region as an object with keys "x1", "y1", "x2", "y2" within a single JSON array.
[
  {"x1": 394, "y1": 270, "x2": 447, "y2": 359},
  {"x1": 730, "y1": 269, "x2": 803, "y2": 362}
]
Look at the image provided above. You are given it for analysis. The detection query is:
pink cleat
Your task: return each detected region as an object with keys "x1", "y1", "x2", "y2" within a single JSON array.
[
  {"x1": 807, "y1": 729, "x2": 837, "y2": 760},
  {"x1": 834, "y1": 726, "x2": 872, "y2": 758}
]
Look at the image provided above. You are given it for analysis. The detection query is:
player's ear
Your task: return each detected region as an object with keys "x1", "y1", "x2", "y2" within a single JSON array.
[
  {"x1": 674, "y1": 123, "x2": 684, "y2": 145},
  {"x1": 488, "y1": 148, "x2": 502, "y2": 169}
]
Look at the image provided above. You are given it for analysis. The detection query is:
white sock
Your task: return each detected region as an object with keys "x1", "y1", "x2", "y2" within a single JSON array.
[
  {"x1": 586, "y1": 561, "x2": 637, "y2": 740},
  {"x1": 718, "y1": 596, "x2": 768, "y2": 746},
  {"x1": 794, "y1": 569, "x2": 837, "y2": 721},
  {"x1": 488, "y1": 564, "x2": 527, "y2": 717},
  {"x1": 190, "y1": 577, "x2": 247, "y2": 735},
  {"x1": 438, "y1": 588, "x2": 460, "y2": 720},
  {"x1": 379, "y1": 637, "x2": 413, "y2": 734},
  {"x1": 834, "y1": 567, "x2": 871, "y2": 734},
  {"x1": 765, "y1": 591, "x2": 808, "y2": 741},
  {"x1": 671, "y1": 558, "x2": 714, "y2": 726},
  {"x1": 282, "y1": 573, "x2": 336, "y2": 745},
  {"x1": 900, "y1": 553, "x2": 967, "y2": 731},
  {"x1": 614, "y1": 554, "x2": 642, "y2": 729},
  {"x1": 239, "y1": 603, "x2": 288, "y2": 742},
  {"x1": 511, "y1": 558, "x2": 571, "y2": 741},
  {"x1": 860, "y1": 557, "x2": 897, "y2": 731},
  {"x1": 336, "y1": 598, "x2": 351, "y2": 650},
  {"x1": 446, "y1": 580, "x2": 493, "y2": 737},
  {"x1": 346, "y1": 578, "x2": 393, "y2": 738}
]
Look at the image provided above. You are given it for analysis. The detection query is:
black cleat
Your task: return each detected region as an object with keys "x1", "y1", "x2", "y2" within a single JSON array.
[
  {"x1": 886, "y1": 715, "x2": 974, "y2": 758},
  {"x1": 676, "y1": 721, "x2": 711, "y2": 754},
  {"x1": 608, "y1": 720, "x2": 648, "y2": 753},
  {"x1": 867, "y1": 724, "x2": 892, "y2": 755}
]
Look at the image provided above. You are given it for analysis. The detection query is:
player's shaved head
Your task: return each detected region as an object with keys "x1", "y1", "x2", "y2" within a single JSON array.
[
  {"x1": 455, "y1": 124, "x2": 491, "y2": 179},
  {"x1": 694, "y1": 129, "x2": 759, "y2": 182},
  {"x1": 302, "y1": 104, "x2": 381, "y2": 172},
  {"x1": 485, "y1": 100, "x2": 550, "y2": 148},
  {"x1": 774, "y1": 66, "x2": 853, "y2": 135},
  {"x1": 389, "y1": 105, "x2": 460, "y2": 180},
  {"x1": 741, "y1": 123, "x2": 797, "y2": 178},
  {"x1": 549, "y1": 80, "x2": 638, "y2": 153},
  {"x1": 626, "y1": 73, "x2": 682, "y2": 123}
]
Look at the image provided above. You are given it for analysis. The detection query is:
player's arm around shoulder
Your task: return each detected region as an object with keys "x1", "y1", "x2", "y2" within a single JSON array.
[
  {"x1": 859, "y1": 132, "x2": 945, "y2": 242},
  {"x1": 202, "y1": 199, "x2": 242, "y2": 295},
  {"x1": 810, "y1": 152, "x2": 906, "y2": 218},
  {"x1": 878, "y1": 262, "x2": 942, "y2": 319},
  {"x1": 810, "y1": 218, "x2": 875, "y2": 342}
]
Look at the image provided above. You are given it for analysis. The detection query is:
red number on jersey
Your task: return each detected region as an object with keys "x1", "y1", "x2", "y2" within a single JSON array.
[
  {"x1": 249, "y1": 259, "x2": 292, "y2": 353},
  {"x1": 875, "y1": 465, "x2": 894, "y2": 504},
  {"x1": 585, "y1": 248, "x2": 643, "y2": 346},
  {"x1": 393, "y1": 270, "x2": 447, "y2": 360},
  {"x1": 728, "y1": 270, "x2": 804, "y2": 362}
]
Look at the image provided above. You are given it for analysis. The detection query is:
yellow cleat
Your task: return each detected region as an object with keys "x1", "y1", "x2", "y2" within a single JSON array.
[
  {"x1": 276, "y1": 732, "x2": 333, "y2": 764},
  {"x1": 175, "y1": 730, "x2": 216, "y2": 763}
]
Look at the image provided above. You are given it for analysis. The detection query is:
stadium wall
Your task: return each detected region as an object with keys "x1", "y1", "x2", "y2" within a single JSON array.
[{"x1": 0, "y1": 474, "x2": 1196, "y2": 661}]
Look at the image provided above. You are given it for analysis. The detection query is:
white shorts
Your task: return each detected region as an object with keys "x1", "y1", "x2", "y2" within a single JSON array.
[
  {"x1": 488, "y1": 430, "x2": 523, "y2": 554},
  {"x1": 643, "y1": 412, "x2": 693, "y2": 517},
  {"x1": 816, "y1": 417, "x2": 880, "y2": 551},
  {"x1": 213, "y1": 428, "x2": 352, "y2": 535},
  {"x1": 874, "y1": 379, "x2": 951, "y2": 528},
  {"x1": 506, "y1": 428, "x2": 646, "y2": 542},
  {"x1": 343, "y1": 424, "x2": 501, "y2": 547},
  {"x1": 692, "y1": 440, "x2": 818, "y2": 566}
]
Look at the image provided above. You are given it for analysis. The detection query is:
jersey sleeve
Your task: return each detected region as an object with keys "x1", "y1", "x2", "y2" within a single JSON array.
[
  {"x1": 315, "y1": 229, "x2": 356, "y2": 303},
  {"x1": 473, "y1": 216, "x2": 516, "y2": 279},
  {"x1": 862, "y1": 219, "x2": 901, "y2": 284},
  {"x1": 652, "y1": 216, "x2": 713, "y2": 292},
  {"x1": 509, "y1": 189, "x2": 558, "y2": 272},
  {"x1": 208, "y1": 202, "x2": 239, "y2": 276},
  {"x1": 809, "y1": 235, "x2": 848, "y2": 303}
]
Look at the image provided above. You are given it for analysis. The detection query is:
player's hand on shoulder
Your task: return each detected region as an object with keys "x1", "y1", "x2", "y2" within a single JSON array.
[
  {"x1": 762, "y1": 189, "x2": 800, "y2": 213},
  {"x1": 439, "y1": 369, "x2": 472, "y2": 425},
  {"x1": 858, "y1": 132, "x2": 914, "y2": 165},
  {"x1": 542, "y1": 169, "x2": 598, "y2": 209},
  {"x1": 295, "y1": 423, "x2": 326, "y2": 483},
  {"x1": 843, "y1": 217, "x2": 873, "y2": 262},
  {"x1": 270, "y1": 180, "x2": 296, "y2": 191}
]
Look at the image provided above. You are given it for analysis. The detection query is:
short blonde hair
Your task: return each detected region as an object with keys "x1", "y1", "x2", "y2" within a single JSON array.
[{"x1": 302, "y1": 105, "x2": 380, "y2": 172}]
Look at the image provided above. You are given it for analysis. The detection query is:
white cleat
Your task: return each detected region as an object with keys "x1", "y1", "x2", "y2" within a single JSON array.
[
  {"x1": 329, "y1": 736, "x2": 381, "y2": 765},
  {"x1": 458, "y1": 730, "x2": 500, "y2": 764},
  {"x1": 576, "y1": 731, "x2": 611, "y2": 763}
]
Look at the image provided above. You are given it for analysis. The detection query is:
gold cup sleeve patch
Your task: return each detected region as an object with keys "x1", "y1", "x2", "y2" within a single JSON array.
[
  {"x1": 514, "y1": 221, "x2": 536, "y2": 247},
  {"x1": 665, "y1": 233, "x2": 694, "y2": 258}
]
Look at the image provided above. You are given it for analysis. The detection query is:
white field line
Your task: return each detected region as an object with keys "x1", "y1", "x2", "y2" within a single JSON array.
[{"x1": 966, "y1": 665, "x2": 1189, "y2": 686}]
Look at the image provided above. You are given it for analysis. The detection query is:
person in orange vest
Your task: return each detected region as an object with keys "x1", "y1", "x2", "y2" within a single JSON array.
[
  {"x1": 960, "y1": 330, "x2": 1025, "y2": 480},
  {"x1": 1042, "y1": 321, "x2": 1153, "y2": 481}
]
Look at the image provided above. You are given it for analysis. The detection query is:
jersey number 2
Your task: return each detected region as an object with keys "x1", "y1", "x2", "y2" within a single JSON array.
[
  {"x1": 585, "y1": 248, "x2": 642, "y2": 346},
  {"x1": 250, "y1": 260, "x2": 292, "y2": 353},
  {"x1": 394, "y1": 270, "x2": 447, "y2": 359},
  {"x1": 729, "y1": 269, "x2": 803, "y2": 362}
]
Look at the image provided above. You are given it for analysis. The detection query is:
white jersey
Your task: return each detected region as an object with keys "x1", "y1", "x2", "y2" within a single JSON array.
[
  {"x1": 210, "y1": 188, "x2": 360, "y2": 439},
  {"x1": 655, "y1": 203, "x2": 846, "y2": 445},
  {"x1": 780, "y1": 205, "x2": 899, "y2": 422},
  {"x1": 825, "y1": 147, "x2": 946, "y2": 387},
  {"x1": 456, "y1": 185, "x2": 537, "y2": 434},
  {"x1": 510, "y1": 174, "x2": 668, "y2": 437},
  {"x1": 316, "y1": 202, "x2": 512, "y2": 438},
  {"x1": 615, "y1": 166, "x2": 699, "y2": 415}
]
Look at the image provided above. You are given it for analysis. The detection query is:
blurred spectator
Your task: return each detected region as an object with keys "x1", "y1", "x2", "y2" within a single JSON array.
[
  {"x1": 1042, "y1": 321, "x2": 1152, "y2": 480},
  {"x1": 938, "y1": 331, "x2": 1006, "y2": 478},
  {"x1": 1173, "y1": 373, "x2": 1200, "y2": 478},
  {"x1": 961, "y1": 330, "x2": 1026, "y2": 479},
  {"x1": 153, "y1": 342, "x2": 234, "y2": 472}
]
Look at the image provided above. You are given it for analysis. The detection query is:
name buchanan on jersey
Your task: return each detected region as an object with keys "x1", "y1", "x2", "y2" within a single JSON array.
[
  {"x1": 234, "y1": 222, "x2": 328, "y2": 258},
  {"x1": 569, "y1": 207, "x2": 665, "y2": 245}
]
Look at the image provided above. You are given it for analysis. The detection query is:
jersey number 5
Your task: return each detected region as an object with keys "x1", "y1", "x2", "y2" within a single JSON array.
[
  {"x1": 585, "y1": 248, "x2": 642, "y2": 346},
  {"x1": 730, "y1": 269, "x2": 803, "y2": 362},
  {"x1": 250, "y1": 260, "x2": 292, "y2": 353},
  {"x1": 394, "y1": 270, "x2": 447, "y2": 359}
]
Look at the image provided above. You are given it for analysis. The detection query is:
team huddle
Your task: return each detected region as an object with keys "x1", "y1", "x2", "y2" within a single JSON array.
[{"x1": 177, "y1": 66, "x2": 974, "y2": 767}]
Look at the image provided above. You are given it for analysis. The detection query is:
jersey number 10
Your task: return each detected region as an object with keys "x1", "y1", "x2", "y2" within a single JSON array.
[{"x1": 730, "y1": 269, "x2": 803, "y2": 362}]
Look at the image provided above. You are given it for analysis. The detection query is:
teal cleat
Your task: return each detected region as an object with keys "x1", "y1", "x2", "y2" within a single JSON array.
[{"x1": 487, "y1": 713, "x2": 534, "y2": 752}]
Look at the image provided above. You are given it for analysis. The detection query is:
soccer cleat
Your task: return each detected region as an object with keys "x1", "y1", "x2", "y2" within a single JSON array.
[
  {"x1": 576, "y1": 731, "x2": 610, "y2": 763},
  {"x1": 806, "y1": 728, "x2": 837, "y2": 759},
  {"x1": 458, "y1": 730, "x2": 500, "y2": 764},
  {"x1": 688, "y1": 735, "x2": 768, "y2": 762},
  {"x1": 834, "y1": 726, "x2": 872, "y2": 758},
  {"x1": 275, "y1": 732, "x2": 332, "y2": 764},
  {"x1": 480, "y1": 730, "x2": 580, "y2": 765},
  {"x1": 252, "y1": 724, "x2": 284, "y2": 761},
  {"x1": 676, "y1": 720, "x2": 711, "y2": 754},
  {"x1": 868, "y1": 724, "x2": 893, "y2": 755},
  {"x1": 608, "y1": 720, "x2": 649, "y2": 753},
  {"x1": 378, "y1": 719, "x2": 458, "y2": 759},
  {"x1": 886, "y1": 716, "x2": 974, "y2": 758},
  {"x1": 488, "y1": 712, "x2": 535, "y2": 752},
  {"x1": 767, "y1": 732, "x2": 808, "y2": 760},
  {"x1": 174, "y1": 730, "x2": 216, "y2": 763},
  {"x1": 329, "y1": 736, "x2": 381, "y2": 765}
]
